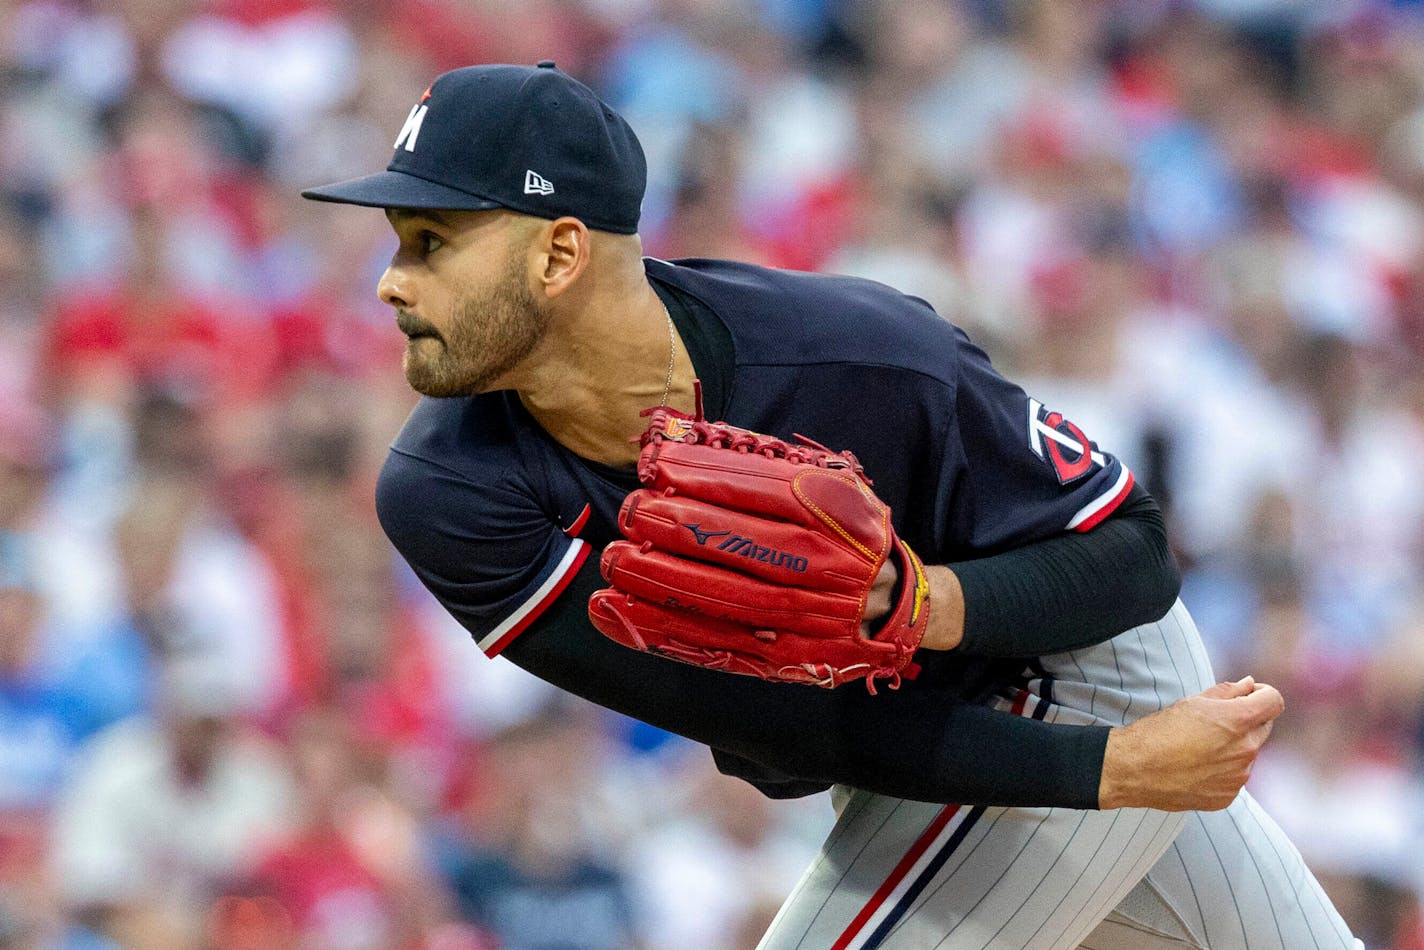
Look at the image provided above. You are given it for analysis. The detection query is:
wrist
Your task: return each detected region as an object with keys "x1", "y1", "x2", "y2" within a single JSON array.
[
  {"x1": 919, "y1": 565, "x2": 964, "y2": 651},
  {"x1": 1098, "y1": 725, "x2": 1139, "y2": 810}
]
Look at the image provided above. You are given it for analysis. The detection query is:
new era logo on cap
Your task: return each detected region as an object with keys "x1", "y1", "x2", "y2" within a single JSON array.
[{"x1": 524, "y1": 170, "x2": 555, "y2": 195}]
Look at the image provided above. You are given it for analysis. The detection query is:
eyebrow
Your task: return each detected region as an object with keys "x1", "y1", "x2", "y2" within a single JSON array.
[{"x1": 387, "y1": 209, "x2": 452, "y2": 227}]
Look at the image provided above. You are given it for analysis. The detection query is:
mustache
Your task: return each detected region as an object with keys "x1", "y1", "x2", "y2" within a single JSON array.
[{"x1": 396, "y1": 310, "x2": 441, "y2": 340}]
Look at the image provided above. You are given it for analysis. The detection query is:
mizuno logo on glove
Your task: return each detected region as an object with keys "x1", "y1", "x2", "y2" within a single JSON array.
[
  {"x1": 683, "y1": 523, "x2": 809, "y2": 573},
  {"x1": 590, "y1": 405, "x2": 930, "y2": 693},
  {"x1": 682, "y1": 523, "x2": 731, "y2": 546}
]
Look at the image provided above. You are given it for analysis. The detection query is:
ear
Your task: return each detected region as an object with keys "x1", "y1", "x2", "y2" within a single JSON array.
[{"x1": 534, "y1": 217, "x2": 590, "y2": 300}]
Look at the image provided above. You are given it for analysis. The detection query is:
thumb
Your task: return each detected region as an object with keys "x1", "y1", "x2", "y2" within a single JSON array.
[{"x1": 1198, "y1": 675, "x2": 1256, "y2": 701}]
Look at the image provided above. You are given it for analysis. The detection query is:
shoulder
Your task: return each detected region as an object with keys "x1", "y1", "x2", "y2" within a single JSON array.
[
  {"x1": 381, "y1": 396, "x2": 518, "y2": 503},
  {"x1": 647, "y1": 257, "x2": 966, "y2": 384},
  {"x1": 377, "y1": 395, "x2": 549, "y2": 558},
  {"x1": 387, "y1": 393, "x2": 523, "y2": 476}
]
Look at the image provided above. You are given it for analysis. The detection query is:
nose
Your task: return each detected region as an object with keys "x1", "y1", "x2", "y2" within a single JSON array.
[{"x1": 377, "y1": 266, "x2": 411, "y2": 309}]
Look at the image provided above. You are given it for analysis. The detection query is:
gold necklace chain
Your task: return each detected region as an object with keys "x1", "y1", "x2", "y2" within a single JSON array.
[{"x1": 660, "y1": 304, "x2": 675, "y2": 407}]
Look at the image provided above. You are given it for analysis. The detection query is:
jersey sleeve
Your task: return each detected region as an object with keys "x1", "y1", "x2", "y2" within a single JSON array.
[
  {"x1": 375, "y1": 402, "x2": 1113, "y2": 810},
  {"x1": 375, "y1": 446, "x2": 591, "y2": 658},
  {"x1": 504, "y1": 558, "x2": 1111, "y2": 809},
  {"x1": 942, "y1": 330, "x2": 1135, "y2": 552}
]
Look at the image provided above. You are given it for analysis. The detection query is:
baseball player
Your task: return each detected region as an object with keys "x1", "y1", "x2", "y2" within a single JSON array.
[{"x1": 302, "y1": 63, "x2": 1361, "y2": 949}]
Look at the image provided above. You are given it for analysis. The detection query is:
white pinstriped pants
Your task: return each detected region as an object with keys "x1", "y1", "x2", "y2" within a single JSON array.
[{"x1": 756, "y1": 601, "x2": 1361, "y2": 950}]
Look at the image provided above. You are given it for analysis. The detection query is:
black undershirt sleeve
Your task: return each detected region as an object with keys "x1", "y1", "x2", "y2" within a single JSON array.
[
  {"x1": 503, "y1": 562, "x2": 1109, "y2": 809},
  {"x1": 950, "y1": 484, "x2": 1181, "y2": 658}
]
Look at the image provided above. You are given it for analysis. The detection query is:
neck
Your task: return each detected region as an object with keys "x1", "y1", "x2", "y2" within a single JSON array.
[{"x1": 516, "y1": 268, "x2": 694, "y2": 467}]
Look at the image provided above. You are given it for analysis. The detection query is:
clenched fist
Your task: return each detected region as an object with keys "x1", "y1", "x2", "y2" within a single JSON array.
[{"x1": 1099, "y1": 676, "x2": 1284, "y2": 811}]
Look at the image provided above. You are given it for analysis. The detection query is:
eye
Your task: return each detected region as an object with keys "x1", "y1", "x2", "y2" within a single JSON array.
[{"x1": 418, "y1": 230, "x2": 444, "y2": 255}]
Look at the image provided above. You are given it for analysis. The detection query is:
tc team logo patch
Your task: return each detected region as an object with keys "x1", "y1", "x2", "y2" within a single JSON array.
[{"x1": 1028, "y1": 398, "x2": 1105, "y2": 484}]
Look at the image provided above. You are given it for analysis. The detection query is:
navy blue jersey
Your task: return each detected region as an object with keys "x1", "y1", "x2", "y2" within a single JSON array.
[
  {"x1": 380, "y1": 258, "x2": 1133, "y2": 659},
  {"x1": 376, "y1": 258, "x2": 1155, "y2": 807}
]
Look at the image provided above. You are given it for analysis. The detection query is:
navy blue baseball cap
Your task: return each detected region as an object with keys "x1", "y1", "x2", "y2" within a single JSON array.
[{"x1": 302, "y1": 61, "x2": 646, "y2": 234}]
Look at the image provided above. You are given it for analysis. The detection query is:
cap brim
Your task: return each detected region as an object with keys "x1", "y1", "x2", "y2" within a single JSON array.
[{"x1": 301, "y1": 170, "x2": 505, "y2": 211}]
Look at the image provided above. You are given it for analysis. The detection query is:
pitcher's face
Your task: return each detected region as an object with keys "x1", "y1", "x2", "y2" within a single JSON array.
[{"x1": 378, "y1": 209, "x2": 549, "y2": 397}]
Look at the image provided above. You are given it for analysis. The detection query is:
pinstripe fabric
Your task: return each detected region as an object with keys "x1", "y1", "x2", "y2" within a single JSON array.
[
  {"x1": 756, "y1": 601, "x2": 1360, "y2": 950},
  {"x1": 1074, "y1": 793, "x2": 1358, "y2": 950}
]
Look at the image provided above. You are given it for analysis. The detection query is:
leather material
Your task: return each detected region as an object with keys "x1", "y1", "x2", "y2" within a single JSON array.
[{"x1": 588, "y1": 407, "x2": 930, "y2": 692}]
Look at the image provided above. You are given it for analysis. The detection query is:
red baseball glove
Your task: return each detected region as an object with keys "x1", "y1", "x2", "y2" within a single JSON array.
[{"x1": 587, "y1": 401, "x2": 931, "y2": 693}]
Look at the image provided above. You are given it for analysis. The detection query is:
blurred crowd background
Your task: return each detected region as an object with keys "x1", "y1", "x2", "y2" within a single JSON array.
[{"x1": 1, "y1": 0, "x2": 1423, "y2": 946}]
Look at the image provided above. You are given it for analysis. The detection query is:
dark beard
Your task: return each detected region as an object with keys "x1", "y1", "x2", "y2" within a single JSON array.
[{"x1": 402, "y1": 255, "x2": 547, "y2": 398}]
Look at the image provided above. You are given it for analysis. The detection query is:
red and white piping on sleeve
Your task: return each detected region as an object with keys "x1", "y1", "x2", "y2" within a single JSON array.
[
  {"x1": 562, "y1": 503, "x2": 591, "y2": 538},
  {"x1": 479, "y1": 539, "x2": 591, "y2": 657},
  {"x1": 1066, "y1": 467, "x2": 1135, "y2": 533}
]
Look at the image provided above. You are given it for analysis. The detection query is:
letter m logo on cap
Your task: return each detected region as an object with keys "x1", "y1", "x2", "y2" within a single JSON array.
[{"x1": 394, "y1": 104, "x2": 429, "y2": 153}]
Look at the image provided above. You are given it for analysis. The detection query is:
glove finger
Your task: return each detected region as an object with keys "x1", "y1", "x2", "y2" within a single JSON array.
[
  {"x1": 640, "y1": 440, "x2": 879, "y2": 531},
  {"x1": 588, "y1": 588, "x2": 896, "y2": 688},
  {"x1": 588, "y1": 588, "x2": 777, "y2": 678},
  {"x1": 600, "y1": 541, "x2": 863, "y2": 638},
  {"x1": 618, "y1": 491, "x2": 872, "y2": 594}
]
